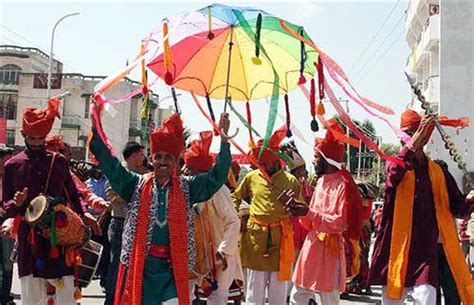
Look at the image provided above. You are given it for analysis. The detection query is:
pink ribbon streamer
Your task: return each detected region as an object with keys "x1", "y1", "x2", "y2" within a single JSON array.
[
  {"x1": 323, "y1": 78, "x2": 403, "y2": 166},
  {"x1": 323, "y1": 63, "x2": 411, "y2": 144},
  {"x1": 90, "y1": 95, "x2": 116, "y2": 156}
]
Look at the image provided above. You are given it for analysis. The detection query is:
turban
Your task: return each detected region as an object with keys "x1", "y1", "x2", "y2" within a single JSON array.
[
  {"x1": 315, "y1": 122, "x2": 345, "y2": 167},
  {"x1": 45, "y1": 135, "x2": 65, "y2": 153},
  {"x1": 251, "y1": 125, "x2": 288, "y2": 164},
  {"x1": 184, "y1": 131, "x2": 214, "y2": 172},
  {"x1": 401, "y1": 108, "x2": 469, "y2": 133},
  {"x1": 150, "y1": 113, "x2": 185, "y2": 159},
  {"x1": 22, "y1": 98, "x2": 61, "y2": 137}
]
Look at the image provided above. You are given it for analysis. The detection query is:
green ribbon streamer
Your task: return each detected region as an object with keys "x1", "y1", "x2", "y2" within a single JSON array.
[
  {"x1": 50, "y1": 211, "x2": 57, "y2": 247},
  {"x1": 233, "y1": 10, "x2": 280, "y2": 159},
  {"x1": 226, "y1": 100, "x2": 262, "y2": 138}
]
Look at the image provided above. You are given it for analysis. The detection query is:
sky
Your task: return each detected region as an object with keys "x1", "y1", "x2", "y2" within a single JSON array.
[{"x1": 1, "y1": 0, "x2": 411, "y2": 167}]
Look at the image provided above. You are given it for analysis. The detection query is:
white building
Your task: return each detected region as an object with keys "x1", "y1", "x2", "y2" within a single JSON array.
[
  {"x1": 405, "y1": 0, "x2": 473, "y2": 186},
  {"x1": 0, "y1": 45, "x2": 174, "y2": 160}
]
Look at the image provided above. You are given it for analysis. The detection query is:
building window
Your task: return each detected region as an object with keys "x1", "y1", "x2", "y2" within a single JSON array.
[
  {"x1": 0, "y1": 94, "x2": 18, "y2": 120},
  {"x1": 84, "y1": 95, "x2": 90, "y2": 118},
  {"x1": 6, "y1": 129, "x2": 15, "y2": 145},
  {"x1": 0, "y1": 65, "x2": 22, "y2": 85}
]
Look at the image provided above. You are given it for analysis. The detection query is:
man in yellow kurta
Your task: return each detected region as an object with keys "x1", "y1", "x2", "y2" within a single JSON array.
[{"x1": 232, "y1": 127, "x2": 305, "y2": 305}]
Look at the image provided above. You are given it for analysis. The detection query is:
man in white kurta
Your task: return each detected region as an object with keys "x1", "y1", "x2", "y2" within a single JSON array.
[{"x1": 184, "y1": 131, "x2": 242, "y2": 304}]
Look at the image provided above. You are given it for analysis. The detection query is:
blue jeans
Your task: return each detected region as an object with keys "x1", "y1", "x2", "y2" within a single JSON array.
[
  {"x1": 0, "y1": 238, "x2": 14, "y2": 304},
  {"x1": 105, "y1": 217, "x2": 124, "y2": 305}
]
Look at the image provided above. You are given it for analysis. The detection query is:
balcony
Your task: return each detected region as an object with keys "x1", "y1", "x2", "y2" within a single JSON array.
[
  {"x1": 61, "y1": 114, "x2": 81, "y2": 128},
  {"x1": 420, "y1": 14, "x2": 439, "y2": 52}
]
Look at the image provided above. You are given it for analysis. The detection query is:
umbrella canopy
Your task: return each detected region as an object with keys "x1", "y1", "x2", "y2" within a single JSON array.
[{"x1": 147, "y1": 3, "x2": 318, "y2": 101}]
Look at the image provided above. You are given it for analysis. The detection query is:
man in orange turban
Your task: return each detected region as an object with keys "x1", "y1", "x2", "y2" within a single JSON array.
[
  {"x1": 3, "y1": 100, "x2": 97, "y2": 304},
  {"x1": 290, "y1": 124, "x2": 362, "y2": 305},
  {"x1": 232, "y1": 125, "x2": 306, "y2": 305},
  {"x1": 89, "y1": 112, "x2": 232, "y2": 305}
]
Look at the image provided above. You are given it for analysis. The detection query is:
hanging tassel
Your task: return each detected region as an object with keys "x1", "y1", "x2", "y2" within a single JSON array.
[
  {"x1": 317, "y1": 102, "x2": 326, "y2": 116},
  {"x1": 207, "y1": 6, "x2": 215, "y2": 40},
  {"x1": 35, "y1": 258, "x2": 45, "y2": 270},
  {"x1": 46, "y1": 282, "x2": 56, "y2": 295},
  {"x1": 252, "y1": 13, "x2": 263, "y2": 65},
  {"x1": 55, "y1": 278, "x2": 64, "y2": 289},
  {"x1": 298, "y1": 28, "x2": 307, "y2": 85},
  {"x1": 50, "y1": 211, "x2": 59, "y2": 258},
  {"x1": 316, "y1": 56, "x2": 325, "y2": 101},
  {"x1": 309, "y1": 79, "x2": 319, "y2": 132},
  {"x1": 11, "y1": 215, "x2": 22, "y2": 239},
  {"x1": 171, "y1": 87, "x2": 180, "y2": 113},
  {"x1": 284, "y1": 94, "x2": 292, "y2": 137},
  {"x1": 47, "y1": 298, "x2": 55, "y2": 305},
  {"x1": 74, "y1": 287, "x2": 82, "y2": 300},
  {"x1": 245, "y1": 101, "x2": 255, "y2": 143},
  {"x1": 163, "y1": 21, "x2": 174, "y2": 85}
]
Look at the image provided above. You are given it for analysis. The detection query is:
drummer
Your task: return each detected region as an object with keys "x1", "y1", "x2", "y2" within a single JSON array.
[{"x1": 2, "y1": 100, "x2": 98, "y2": 305}]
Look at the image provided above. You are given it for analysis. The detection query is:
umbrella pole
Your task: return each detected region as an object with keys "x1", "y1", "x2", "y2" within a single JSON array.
[{"x1": 223, "y1": 26, "x2": 234, "y2": 112}]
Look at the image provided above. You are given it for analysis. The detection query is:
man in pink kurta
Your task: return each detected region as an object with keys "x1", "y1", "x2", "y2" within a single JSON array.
[{"x1": 290, "y1": 124, "x2": 362, "y2": 305}]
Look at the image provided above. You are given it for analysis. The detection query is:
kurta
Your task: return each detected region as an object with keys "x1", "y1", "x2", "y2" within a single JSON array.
[
  {"x1": 292, "y1": 170, "x2": 350, "y2": 292},
  {"x1": 196, "y1": 185, "x2": 242, "y2": 280},
  {"x1": 2, "y1": 148, "x2": 86, "y2": 278},
  {"x1": 232, "y1": 169, "x2": 303, "y2": 271},
  {"x1": 369, "y1": 147, "x2": 470, "y2": 288},
  {"x1": 89, "y1": 129, "x2": 231, "y2": 304}
]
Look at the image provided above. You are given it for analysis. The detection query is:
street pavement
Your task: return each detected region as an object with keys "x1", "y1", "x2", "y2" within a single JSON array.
[{"x1": 10, "y1": 264, "x2": 388, "y2": 305}]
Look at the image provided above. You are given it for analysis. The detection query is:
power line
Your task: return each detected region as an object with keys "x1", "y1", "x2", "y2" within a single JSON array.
[
  {"x1": 349, "y1": 0, "x2": 402, "y2": 73},
  {"x1": 352, "y1": 12, "x2": 405, "y2": 80},
  {"x1": 356, "y1": 30, "x2": 405, "y2": 82},
  {"x1": 1, "y1": 24, "x2": 79, "y2": 73}
]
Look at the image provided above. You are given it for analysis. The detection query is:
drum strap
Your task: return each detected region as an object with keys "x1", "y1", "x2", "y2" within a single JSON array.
[{"x1": 44, "y1": 153, "x2": 57, "y2": 194}]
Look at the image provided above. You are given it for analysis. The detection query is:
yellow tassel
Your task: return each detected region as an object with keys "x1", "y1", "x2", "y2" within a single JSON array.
[
  {"x1": 163, "y1": 22, "x2": 173, "y2": 72},
  {"x1": 74, "y1": 287, "x2": 82, "y2": 300},
  {"x1": 55, "y1": 278, "x2": 64, "y2": 289}
]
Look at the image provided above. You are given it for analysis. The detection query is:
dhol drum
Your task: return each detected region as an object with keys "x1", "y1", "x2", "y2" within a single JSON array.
[
  {"x1": 77, "y1": 239, "x2": 103, "y2": 288},
  {"x1": 26, "y1": 195, "x2": 85, "y2": 246}
]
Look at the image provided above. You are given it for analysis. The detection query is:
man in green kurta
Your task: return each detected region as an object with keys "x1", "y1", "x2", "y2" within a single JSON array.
[
  {"x1": 89, "y1": 112, "x2": 232, "y2": 305},
  {"x1": 232, "y1": 126, "x2": 306, "y2": 305}
]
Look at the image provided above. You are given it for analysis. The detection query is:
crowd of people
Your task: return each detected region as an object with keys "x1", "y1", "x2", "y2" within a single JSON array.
[{"x1": 0, "y1": 98, "x2": 473, "y2": 305}]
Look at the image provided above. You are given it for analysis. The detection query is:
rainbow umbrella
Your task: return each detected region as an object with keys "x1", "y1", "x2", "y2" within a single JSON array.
[
  {"x1": 147, "y1": 3, "x2": 318, "y2": 102},
  {"x1": 146, "y1": 3, "x2": 319, "y2": 153}
]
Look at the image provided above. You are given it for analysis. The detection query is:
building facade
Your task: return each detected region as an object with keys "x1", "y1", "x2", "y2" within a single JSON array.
[
  {"x1": 0, "y1": 45, "x2": 174, "y2": 160},
  {"x1": 405, "y1": 0, "x2": 473, "y2": 185}
]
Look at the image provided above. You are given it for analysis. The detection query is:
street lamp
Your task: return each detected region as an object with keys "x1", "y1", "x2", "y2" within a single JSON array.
[{"x1": 47, "y1": 12, "x2": 80, "y2": 99}]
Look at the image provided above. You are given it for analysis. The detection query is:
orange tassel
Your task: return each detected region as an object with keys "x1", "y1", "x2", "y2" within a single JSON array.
[
  {"x1": 74, "y1": 287, "x2": 82, "y2": 300},
  {"x1": 50, "y1": 246, "x2": 59, "y2": 258},
  {"x1": 163, "y1": 21, "x2": 174, "y2": 85},
  {"x1": 317, "y1": 102, "x2": 326, "y2": 115}
]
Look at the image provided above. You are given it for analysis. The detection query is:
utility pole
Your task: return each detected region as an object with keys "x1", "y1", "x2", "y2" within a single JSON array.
[
  {"x1": 375, "y1": 137, "x2": 382, "y2": 186},
  {"x1": 357, "y1": 139, "x2": 362, "y2": 179}
]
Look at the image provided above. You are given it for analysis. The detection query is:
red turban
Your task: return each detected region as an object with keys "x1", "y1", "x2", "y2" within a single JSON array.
[
  {"x1": 251, "y1": 125, "x2": 288, "y2": 164},
  {"x1": 400, "y1": 109, "x2": 422, "y2": 132},
  {"x1": 45, "y1": 135, "x2": 65, "y2": 153},
  {"x1": 150, "y1": 113, "x2": 185, "y2": 159},
  {"x1": 315, "y1": 122, "x2": 345, "y2": 163},
  {"x1": 22, "y1": 98, "x2": 61, "y2": 137},
  {"x1": 184, "y1": 131, "x2": 214, "y2": 172}
]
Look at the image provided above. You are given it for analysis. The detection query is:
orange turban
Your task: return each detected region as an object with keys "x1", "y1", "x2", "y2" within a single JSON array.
[
  {"x1": 45, "y1": 135, "x2": 65, "y2": 153},
  {"x1": 184, "y1": 131, "x2": 214, "y2": 172},
  {"x1": 251, "y1": 125, "x2": 288, "y2": 164},
  {"x1": 400, "y1": 109, "x2": 422, "y2": 132},
  {"x1": 315, "y1": 122, "x2": 345, "y2": 163},
  {"x1": 22, "y1": 98, "x2": 61, "y2": 137},
  {"x1": 150, "y1": 113, "x2": 185, "y2": 159}
]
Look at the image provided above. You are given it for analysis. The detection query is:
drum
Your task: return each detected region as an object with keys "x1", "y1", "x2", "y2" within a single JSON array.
[
  {"x1": 77, "y1": 239, "x2": 103, "y2": 288},
  {"x1": 26, "y1": 195, "x2": 85, "y2": 246}
]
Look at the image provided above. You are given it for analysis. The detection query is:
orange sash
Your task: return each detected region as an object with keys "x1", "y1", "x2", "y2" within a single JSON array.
[
  {"x1": 387, "y1": 160, "x2": 474, "y2": 303},
  {"x1": 249, "y1": 216, "x2": 295, "y2": 280}
]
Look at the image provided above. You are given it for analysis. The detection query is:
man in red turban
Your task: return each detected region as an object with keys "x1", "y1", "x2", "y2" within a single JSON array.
[
  {"x1": 89, "y1": 112, "x2": 232, "y2": 305},
  {"x1": 3, "y1": 100, "x2": 97, "y2": 304},
  {"x1": 232, "y1": 125, "x2": 306, "y2": 305},
  {"x1": 183, "y1": 131, "x2": 242, "y2": 304},
  {"x1": 290, "y1": 124, "x2": 362, "y2": 305}
]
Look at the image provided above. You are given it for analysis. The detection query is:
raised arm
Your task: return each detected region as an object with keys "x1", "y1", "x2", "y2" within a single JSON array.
[{"x1": 89, "y1": 128, "x2": 139, "y2": 202}]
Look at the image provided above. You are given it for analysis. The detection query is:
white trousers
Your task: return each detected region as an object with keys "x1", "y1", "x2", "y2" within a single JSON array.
[
  {"x1": 20, "y1": 275, "x2": 76, "y2": 305},
  {"x1": 161, "y1": 298, "x2": 178, "y2": 305},
  {"x1": 246, "y1": 269, "x2": 288, "y2": 305},
  {"x1": 207, "y1": 256, "x2": 237, "y2": 305},
  {"x1": 381, "y1": 284, "x2": 437, "y2": 305}
]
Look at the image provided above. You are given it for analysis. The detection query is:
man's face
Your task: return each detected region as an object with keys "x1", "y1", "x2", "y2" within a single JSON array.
[
  {"x1": 292, "y1": 166, "x2": 308, "y2": 180},
  {"x1": 401, "y1": 128, "x2": 415, "y2": 147},
  {"x1": 313, "y1": 151, "x2": 328, "y2": 176},
  {"x1": 152, "y1": 151, "x2": 176, "y2": 178},
  {"x1": 129, "y1": 149, "x2": 145, "y2": 169},
  {"x1": 24, "y1": 134, "x2": 46, "y2": 151},
  {"x1": 261, "y1": 160, "x2": 279, "y2": 175}
]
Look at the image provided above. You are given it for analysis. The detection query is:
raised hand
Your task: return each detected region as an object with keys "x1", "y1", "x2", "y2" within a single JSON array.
[{"x1": 411, "y1": 114, "x2": 436, "y2": 150}]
